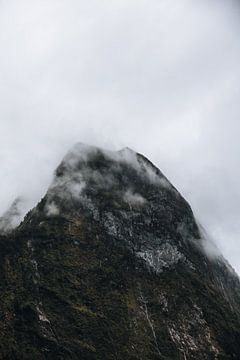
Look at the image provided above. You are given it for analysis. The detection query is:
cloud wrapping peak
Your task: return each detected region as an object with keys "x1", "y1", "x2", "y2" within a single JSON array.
[{"x1": 0, "y1": 0, "x2": 240, "y2": 272}]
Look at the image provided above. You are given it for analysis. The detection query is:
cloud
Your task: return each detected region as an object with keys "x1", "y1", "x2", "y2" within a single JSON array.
[
  {"x1": 0, "y1": 0, "x2": 240, "y2": 272},
  {"x1": 45, "y1": 201, "x2": 60, "y2": 217},
  {"x1": 0, "y1": 197, "x2": 29, "y2": 233},
  {"x1": 123, "y1": 190, "x2": 146, "y2": 207},
  {"x1": 45, "y1": 144, "x2": 168, "y2": 208}
]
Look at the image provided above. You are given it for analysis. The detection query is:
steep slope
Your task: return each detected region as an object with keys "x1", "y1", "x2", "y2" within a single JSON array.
[{"x1": 0, "y1": 143, "x2": 240, "y2": 360}]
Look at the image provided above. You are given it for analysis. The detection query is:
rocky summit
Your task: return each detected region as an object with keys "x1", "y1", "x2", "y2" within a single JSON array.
[{"x1": 0, "y1": 143, "x2": 240, "y2": 360}]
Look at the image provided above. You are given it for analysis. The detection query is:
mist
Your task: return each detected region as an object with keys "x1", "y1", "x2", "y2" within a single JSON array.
[{"x1": 1, "y1": 0, "x2": 240, "y2": 273}]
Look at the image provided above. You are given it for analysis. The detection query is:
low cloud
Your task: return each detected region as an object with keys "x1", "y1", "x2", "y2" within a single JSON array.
[
  {"x1": 45, "y1": 201, "x2": 60, "y2": 217},
  {"x1": 0, "y1": 197, "x2": 29, "y2": 233},
  {"x1": 46, "y1": 144, "x2": 171, "y2": 205},
  {"x1": 197, "y1": 223, "x2": 222, "y2": 259},
  {"x1": 123, "y1": 190, "x2": 146, "y2": 207}
]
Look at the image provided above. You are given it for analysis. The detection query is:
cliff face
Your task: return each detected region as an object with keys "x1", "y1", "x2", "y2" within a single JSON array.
[{"x1": 0, "y1": 144, "x2": 240, "y2": 360}]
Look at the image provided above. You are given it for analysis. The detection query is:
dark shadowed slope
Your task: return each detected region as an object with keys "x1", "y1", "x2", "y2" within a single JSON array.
[{"x1": 0, "y1": 143, "x2": 240, "y2": 360}]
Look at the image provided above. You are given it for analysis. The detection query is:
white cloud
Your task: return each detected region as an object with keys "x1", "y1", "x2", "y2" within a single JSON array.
[
  {"x1": 123, "y1": 190, "x2": 146, "y2": 207},
  {"x1": 45, "y1": 201, "x2": 60, "y2": 217}
]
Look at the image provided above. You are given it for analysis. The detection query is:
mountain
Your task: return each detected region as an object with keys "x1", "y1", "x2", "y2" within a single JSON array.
[{"x1": 0, "y1": 143, "x2": 240, "y2": 360}]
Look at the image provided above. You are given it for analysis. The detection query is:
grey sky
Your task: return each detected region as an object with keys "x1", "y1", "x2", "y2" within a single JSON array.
[{"x1": 1, "y1": 0, "x2": 240, "y2": 273}]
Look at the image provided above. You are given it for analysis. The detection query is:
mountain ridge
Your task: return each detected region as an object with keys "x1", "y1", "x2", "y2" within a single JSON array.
[{"x1": 0, "y1": 143, "x2": 240, "y2": 359}]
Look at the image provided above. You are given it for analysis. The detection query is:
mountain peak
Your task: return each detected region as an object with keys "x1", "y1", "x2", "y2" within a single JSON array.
[{"x1": 1, "y1": 144, "x2": 240, "y2": 359}]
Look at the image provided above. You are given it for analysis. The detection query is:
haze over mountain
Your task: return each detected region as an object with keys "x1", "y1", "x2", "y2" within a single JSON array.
[
  {"x1": 0, "y1": 144, "x2": 240, "y2": 359},
  {"x1": 1, "y1": 0, "x2": 240, "y2": 274}
]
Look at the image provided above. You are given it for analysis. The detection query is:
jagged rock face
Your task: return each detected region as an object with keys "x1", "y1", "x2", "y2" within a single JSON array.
[
  {"x1": 0, "y1": 144, "x2": 240, "y2": 360},
  {"x1": 44, "y1": 144, "x2": 200, "y2": 273}
]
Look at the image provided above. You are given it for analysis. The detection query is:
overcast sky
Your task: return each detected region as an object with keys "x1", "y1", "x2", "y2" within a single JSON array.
[{"x1": 1, "y1": 0, "x2": 240, "y2": 273}]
